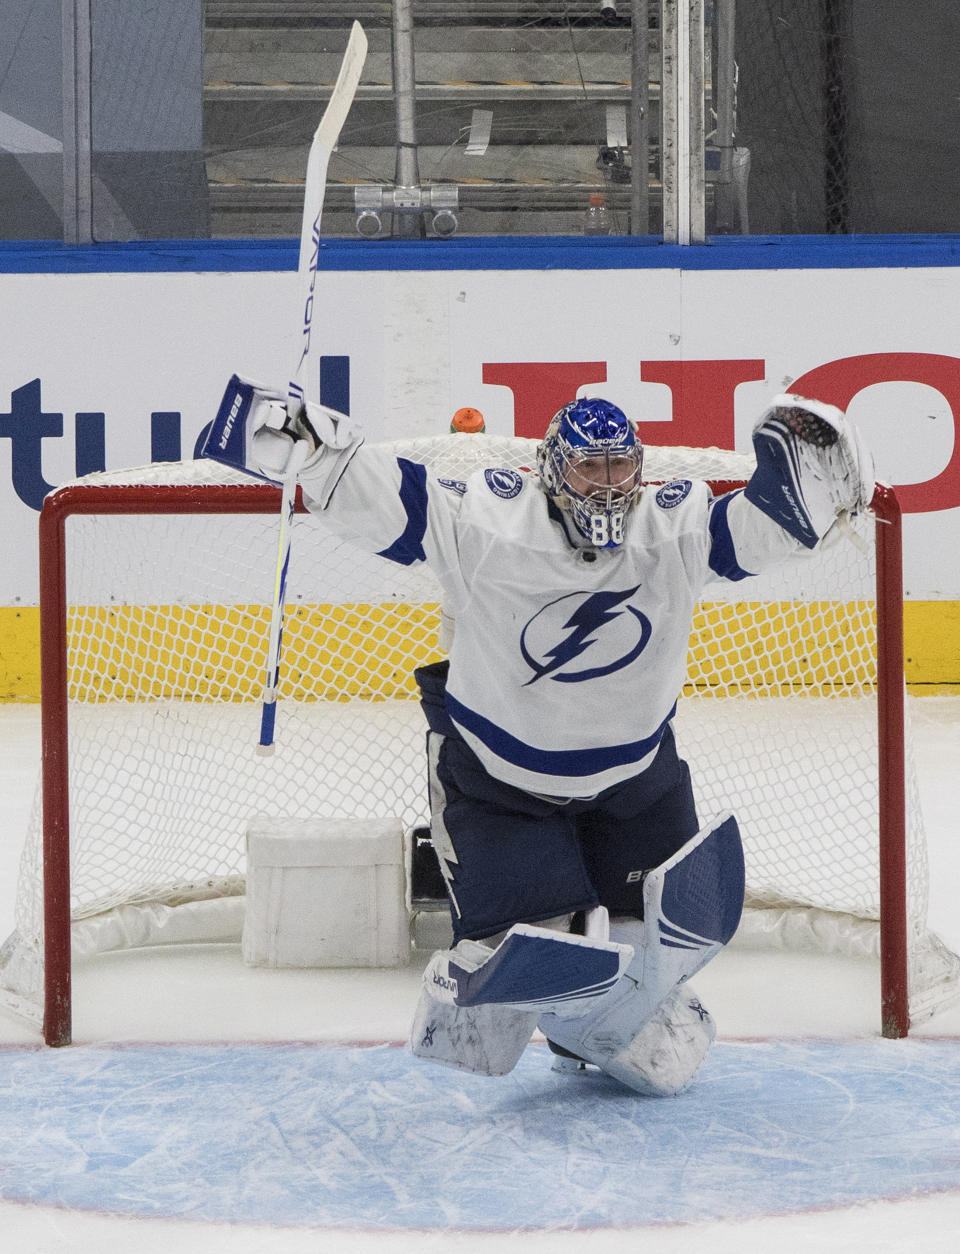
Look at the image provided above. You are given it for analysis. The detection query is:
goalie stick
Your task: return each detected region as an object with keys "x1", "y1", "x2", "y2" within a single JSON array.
[{"x1": 258, "y1": 20, "x2": 368, "y2": 753}]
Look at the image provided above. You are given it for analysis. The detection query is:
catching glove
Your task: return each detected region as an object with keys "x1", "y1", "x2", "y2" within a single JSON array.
[{"x1": 744, "y1": 394, "x2": 875, "y2": 548}]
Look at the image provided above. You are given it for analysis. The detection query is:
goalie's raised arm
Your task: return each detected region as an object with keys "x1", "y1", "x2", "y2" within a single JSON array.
[
  {"x1": 202, "y1": 373, "x2": 364, "y2": 499},
  {"x1": 742, "y1": 393, "x2": 876, "y2": 548}
]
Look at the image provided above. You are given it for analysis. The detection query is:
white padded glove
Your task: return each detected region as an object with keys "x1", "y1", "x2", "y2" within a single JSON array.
[
  {"x1": 744, "y1": 393, "x2": 876, "y2": 548},
  {"x1": 204, "y1": 374, "x2": 364, "y2": 487}
]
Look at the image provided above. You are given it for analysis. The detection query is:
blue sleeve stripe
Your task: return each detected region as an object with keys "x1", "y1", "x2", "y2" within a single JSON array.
[
  {"x1": 376, "y1": 457, "x2": 429, "y2": 566},
  {"x1": 708, "y1": 491, "x2": 754, "y2": 582},
  {"x1": 445, "y1": 693, "x2": 677, "y2": 778}
]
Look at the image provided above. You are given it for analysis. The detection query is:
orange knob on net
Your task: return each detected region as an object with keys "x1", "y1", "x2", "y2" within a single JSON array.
[{"x1": 450, "y1": 407, "x2": 486, "y2": 434}]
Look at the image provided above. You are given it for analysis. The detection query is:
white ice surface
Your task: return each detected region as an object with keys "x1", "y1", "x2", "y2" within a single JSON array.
[{"x1": 0, "y1": 698, "x2": 959, "y2": 1252}]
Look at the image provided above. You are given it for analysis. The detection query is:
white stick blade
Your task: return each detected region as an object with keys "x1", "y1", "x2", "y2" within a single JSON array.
[
  {"x1": 288, "y1": 21, "x2": 368, "y2": 417},
  {"x1": 315, "y1": 21, "x2": 368, "y2": 149}
]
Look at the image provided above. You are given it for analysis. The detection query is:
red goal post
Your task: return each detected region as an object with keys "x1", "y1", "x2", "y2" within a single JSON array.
[{"x1": 5, "y1": 437, "x2": 957, "y2": 1045}]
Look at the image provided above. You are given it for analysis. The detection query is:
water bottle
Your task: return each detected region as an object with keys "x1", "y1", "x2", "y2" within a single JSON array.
[
  {"x1": 450, "y1": 407, "x2": 485, "y2": 433},
  {"x1": 583, "y1": 193, "x2": 611, "y2": 236}
]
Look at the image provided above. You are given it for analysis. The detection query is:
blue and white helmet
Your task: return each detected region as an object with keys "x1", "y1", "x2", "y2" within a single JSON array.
[{"x1": 537, "y1": 398, "x2": 644, "y2": 548}]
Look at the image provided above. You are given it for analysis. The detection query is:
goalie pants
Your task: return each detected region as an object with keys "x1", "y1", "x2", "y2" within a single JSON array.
[{"x1": 417, "y1": 665, "x2": 699, "y2": 943}]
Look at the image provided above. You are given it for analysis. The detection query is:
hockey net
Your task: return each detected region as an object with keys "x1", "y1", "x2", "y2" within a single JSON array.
[{"x1": 3, "y1": 436, "x2": 958, "y2": 1043}]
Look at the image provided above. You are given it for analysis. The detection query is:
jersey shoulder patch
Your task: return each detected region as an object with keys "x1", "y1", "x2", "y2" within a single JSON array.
[
  {"x1": 654, "y1": 479, "x2": 693, "y2": 510},
  {"x1": 483, "y1": 467, "x2": 525, "y2": 499}
]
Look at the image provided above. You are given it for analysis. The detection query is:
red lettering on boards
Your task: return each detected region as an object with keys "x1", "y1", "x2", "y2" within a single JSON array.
[
  {"x1": 482, "y1": 362, "x2": 607, "y2": 438},
  {"x1": 483, "y1": 353, "x2": 960, "y2": 514},
  {"x1": 637, "y1": 360, "x2": 766, "y2": 450},
  {"x1": 792, "y1": 353, "x2": 960, "y2": 514}
]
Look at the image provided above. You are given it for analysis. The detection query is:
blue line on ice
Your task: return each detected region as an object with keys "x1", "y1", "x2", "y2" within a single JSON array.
[{"x1": 1, "y1": 1039, "x2": 959, "y2": 1230}]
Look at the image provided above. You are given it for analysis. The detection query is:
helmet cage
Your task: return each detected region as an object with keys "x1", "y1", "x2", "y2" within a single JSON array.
[{"x1": 538, "y1": 399, "x2": 644, "y2": 547}]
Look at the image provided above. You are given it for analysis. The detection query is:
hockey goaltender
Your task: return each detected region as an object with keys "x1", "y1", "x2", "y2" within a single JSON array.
[{"x1": 205, "y1": 379, "x2": 873, "y2": 1097}]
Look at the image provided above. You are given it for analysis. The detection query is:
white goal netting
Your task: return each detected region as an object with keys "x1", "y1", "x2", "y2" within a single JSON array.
[{"x1": 2, "y1": 436, "x2": 958, "y2": 1029}]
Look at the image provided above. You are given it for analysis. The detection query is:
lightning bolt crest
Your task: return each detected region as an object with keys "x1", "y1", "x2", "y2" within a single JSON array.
[{"x1": 522, "y1": 586, "x2": 640, "y2": 686}]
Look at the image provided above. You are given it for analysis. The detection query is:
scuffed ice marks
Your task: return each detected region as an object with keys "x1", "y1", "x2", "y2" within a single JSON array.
[{"x1": 2, "y1": 1041, "x2": 960, "y2": 1229}]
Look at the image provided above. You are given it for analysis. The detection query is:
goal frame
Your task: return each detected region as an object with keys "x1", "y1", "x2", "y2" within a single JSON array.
[{"x1": 37, "y1": 477, "x2": 907, "y2": 1047}]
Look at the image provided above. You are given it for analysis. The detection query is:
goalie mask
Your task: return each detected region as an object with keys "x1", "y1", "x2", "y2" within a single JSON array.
[{"x1": 537, "y1": 398, "x2": 644, "y2": 548}]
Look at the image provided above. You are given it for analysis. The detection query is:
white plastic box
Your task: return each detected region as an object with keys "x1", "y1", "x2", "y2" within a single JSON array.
[{"x1": 243, "y1": 817, "x2": 410, "y2": 968}]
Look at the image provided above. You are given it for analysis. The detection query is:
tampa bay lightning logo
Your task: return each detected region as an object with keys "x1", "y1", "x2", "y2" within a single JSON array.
[
  {"x1": 520, "y1": 586, "x2": 652, "y2": 685},
  {"x1": 655, "y1": 479, "x2": 692, "y2": 509},
  {"x1": 484, "y1": 468, "x2": 523, "y2": 499}
]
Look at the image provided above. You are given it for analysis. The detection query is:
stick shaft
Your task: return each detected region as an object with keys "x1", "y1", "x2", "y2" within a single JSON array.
[
  {"x1": 258, "y1": 440, "x2": 309, "y2": 752},
  {"x1": 260, "y1": 21, "x2": 367, "y2": 749}
]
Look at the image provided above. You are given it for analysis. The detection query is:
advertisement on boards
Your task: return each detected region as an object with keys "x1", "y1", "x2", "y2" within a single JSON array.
[{"x1": 0, "y1": 264, "x2": 958, "y2": 675}]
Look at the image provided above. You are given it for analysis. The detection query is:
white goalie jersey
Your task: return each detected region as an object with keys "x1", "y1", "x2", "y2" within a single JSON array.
[{"x1": 300, "y1": 444, "x2": 808, "y2": 799}]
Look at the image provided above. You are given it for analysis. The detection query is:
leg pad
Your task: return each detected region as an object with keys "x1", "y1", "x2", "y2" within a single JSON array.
[
  {"x1": 409, "y1": 942, "x2": 538, "y2": 1076},
  {"x1": 540, "y1": 813, "x2": 742, "y2": 1093}
]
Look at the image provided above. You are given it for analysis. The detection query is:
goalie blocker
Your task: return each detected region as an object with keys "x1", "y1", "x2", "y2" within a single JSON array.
[
  {"x1": 411, "y1": 813, "x2": 744, "y2": 1096},
  {"x1": 202, "y1": 372, "x2": 365, "y2": 505}
]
